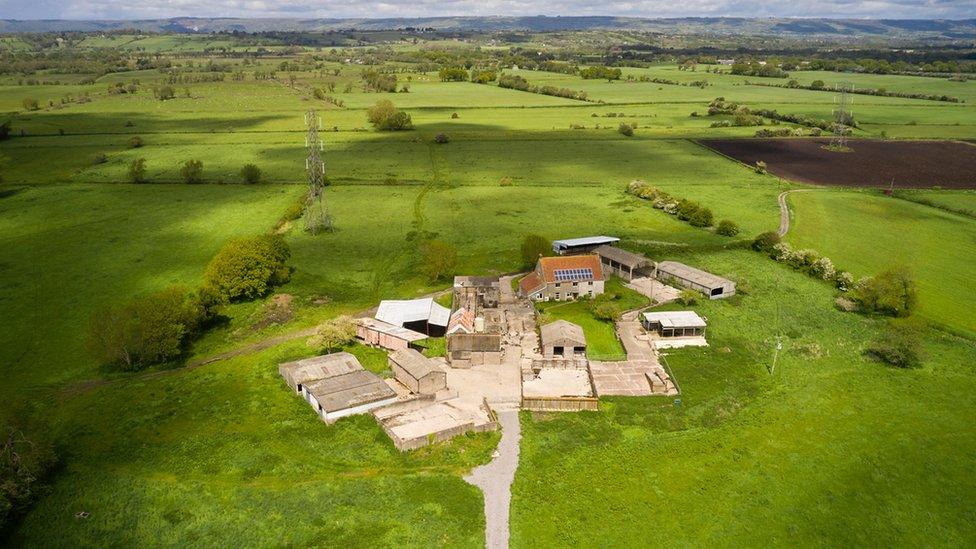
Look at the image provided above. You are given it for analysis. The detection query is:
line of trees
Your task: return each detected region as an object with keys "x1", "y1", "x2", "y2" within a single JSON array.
[{"x1": 497, "y1": 74, "x2": 590, "y2": 101}]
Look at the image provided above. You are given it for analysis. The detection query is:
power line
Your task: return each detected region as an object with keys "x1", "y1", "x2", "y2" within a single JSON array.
[{"x1": 304, "y1": 109, "x2": 332, "y2": 234}]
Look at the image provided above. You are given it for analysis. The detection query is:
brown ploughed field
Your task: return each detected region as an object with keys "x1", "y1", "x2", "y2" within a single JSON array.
[{"x1": 699, "y1": 138, "x2": 976, "y2": 189}]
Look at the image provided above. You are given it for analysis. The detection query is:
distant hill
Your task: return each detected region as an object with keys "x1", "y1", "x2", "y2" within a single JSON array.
[{"x1": 0, "y1": 16, "x2": 974, "y2": 38}]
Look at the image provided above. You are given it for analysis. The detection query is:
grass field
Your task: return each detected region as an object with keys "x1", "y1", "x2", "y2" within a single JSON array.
[{"x1": 2, "y1": 42, "x2": 976, "y2": 546}]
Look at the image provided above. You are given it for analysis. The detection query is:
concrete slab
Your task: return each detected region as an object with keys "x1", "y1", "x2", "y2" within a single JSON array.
[
  {"x1": 627, "y1": 278, "x2": 681, "y2": 304},
  {"x1": 653, "y1": 337, "x2": 709, "y2": 349},
  {"x1": 522, "y1": 368, "x2": 593, "y2": 398}
]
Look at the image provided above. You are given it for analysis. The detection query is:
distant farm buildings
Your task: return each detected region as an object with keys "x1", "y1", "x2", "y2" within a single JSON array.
[
  {"x1": 519, "y1": 254, "x2": 606, "y2": 301},
  {"x1": 655, "y1": 261, "x2": 736, "y2": 299},
  {"x1": 375, "y1": 297, "x2": 451, "y2": 336},
  {"x1": 278, "y1": 352, "x2": 397, "y2": 423}
]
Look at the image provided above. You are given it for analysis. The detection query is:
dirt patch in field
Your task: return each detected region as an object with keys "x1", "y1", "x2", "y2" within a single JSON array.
[{"x1": 699, "y1": 138, "x2": 976, "y2": 189}]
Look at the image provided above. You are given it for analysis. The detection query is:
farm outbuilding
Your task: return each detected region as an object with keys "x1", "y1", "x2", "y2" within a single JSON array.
[
  {"x1": 552, "y1": 235, "x2": 620, "y2": 255},
  {"x1": 655, "y1": 261, "x2": 736, "y2": 299},
  {"x1": 278, "y1": 352, "x2": 397, "y2": 423},
  {"x1": 389, "y1": 348, "x2": 447, "y2": 395},
  {"x1": 375, "y1": 297, "x2": 451, "y2": 336},
  {"x1": 540, "y1": 320, "x2": 587, "y2": 359},
  {"x1": 356, "y1": 317, "x2": 427, "y2": 351},
  {"x1": 593, "y1": 245, "x2": 654, "y2": 281},
  {"x1": 641, "y1": 311, "x2": 707, "y2": 338}
]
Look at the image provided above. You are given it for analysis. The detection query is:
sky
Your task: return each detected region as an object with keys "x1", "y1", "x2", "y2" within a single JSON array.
[{"x1": 0, "y1": 0, "x2": 973, "y2": 21}]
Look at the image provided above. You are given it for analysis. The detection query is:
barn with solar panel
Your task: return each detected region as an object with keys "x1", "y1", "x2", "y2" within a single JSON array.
[{"x1": 519, "y1": 254, "x2": 606, "y2": 301}]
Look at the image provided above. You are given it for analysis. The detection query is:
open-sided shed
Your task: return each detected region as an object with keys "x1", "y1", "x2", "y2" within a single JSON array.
[{"x1": 593, "y1": 245, "x2": 654, "y2": 281}]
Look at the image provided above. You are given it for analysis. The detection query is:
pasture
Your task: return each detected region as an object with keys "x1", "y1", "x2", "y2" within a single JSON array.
[{"x1": 2, "y1": 38, "x2": 976, "y2": 546}]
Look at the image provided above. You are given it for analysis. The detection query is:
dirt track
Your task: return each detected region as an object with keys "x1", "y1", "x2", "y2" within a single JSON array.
[{"x1": 700, "y1": 138, "x2": 976, "y2": 189}]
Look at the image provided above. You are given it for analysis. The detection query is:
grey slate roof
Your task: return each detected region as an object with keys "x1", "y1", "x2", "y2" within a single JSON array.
[
  {"x1": 390, "y1": 348, "x2": 438, "y2": 380},
  {"x1": 656, "y1": 261, "x2": 734, "y2": 289},
  {"x1": 303, "y1": 370, "x2": 396, "y2": 413},
  {"x1": 540, "y1": 320, "x2": 586, "y2": 347},
  {"x1": 594, "y1": 245, "x2": 653, "y2": 270}
]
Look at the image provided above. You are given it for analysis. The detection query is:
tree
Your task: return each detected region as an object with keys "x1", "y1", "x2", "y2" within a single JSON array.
[
  {"x1": 752, "y1": 231, "x2": 781, "y2": 253},
  {"x1": 306, "y1": 315, "x2": 357, "y2": 352},
  {"x1": 155, "y1": 85, "x2": 175, "y2": 100},
  {"x1": 716, "y1": 219, "x2": 740, "y2": 236},
  {"x1": 433, "y1": 133, "x2": 450, "y2": 144},
  {"x1": 520, "y1": 234, "x2": 550, "y2": 267},
  {"x1": 22, "y1": 98, "x2": 39, "y2": 111},
  {"x1": 438, "y1": 67, "x2": 468, "y2": 82},
  {"x1": 0, "y1": 120, "x2": 11, "y2": 141},
  {"x1": 180, "y1": 159, "x2": 204, "y2": 184},
  {"x1": 203, "y1": 234, "x2": 291, "y2": 301},
  {"x1": 366, "y1": 100, "x2": 412, "y2": 131},
  {"x1": 865, "y1": 320, "x2": 925, "y2": 368},
  {"x1": 618, "y1": 123, "x2": 634, "y2": 137},
  {"x1": 128, "y1": 135, "x2": 144, "y2": 148},
  {"x1": 240, "y1": 163, "x2": 262, "y2": 184},
  {"x1": 420, "y1": 240, "x2": 457, "y2": 281},
  {"x1": 678, "y1": 289, "x2": 701, "y2": 305},
  {"x1": 810, "y1": 79, "x2": 826, "y2": 90},
  {"x1": 850, "y1": 266, "x2": 918, "y2": 317},
  {"x1": 128, "y1": 158, "x2": 147, "y2": 183},
  {"x1": 0, "y1": 417, "x2": 57, "y2": 529}
]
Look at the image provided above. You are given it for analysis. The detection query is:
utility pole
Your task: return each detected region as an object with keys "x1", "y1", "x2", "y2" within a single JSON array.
[
  {"x1": 831, "y1": 82, "x2": 854, "y2": 150},
  {"x1": 304, "y1": 109, "x2": 332, "y2": 234}
]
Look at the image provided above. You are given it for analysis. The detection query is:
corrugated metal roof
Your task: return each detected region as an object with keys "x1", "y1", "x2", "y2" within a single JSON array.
[
  {"x1": 279, "y1": 352, "x2": 363, "y2": 388},
  {"x1": 540, "y1": 320, "x2": 586, "y2": 346},
  {"x1": 656, "y1": 261, "x2": 733, "y2": 289},
  {"x1": 375, "y1": 297, "x2": 450, "y2": 328},
  {"x1": 552, "y1": 236, "x2": 620, "y2": 248},
  {"x1": 304, "y1": 370, "x2": 396, "y2": 413},
  {"x1": 357, "y1": 318, "x2": 428, "y2": 342},
  {"x1": 642, "y1": 310, "x2": 707, "y2": 329},
  {"x1": 594, "y1": 245, "x2": 652, "y2": 269},
  {"x1": 390, "y1": 348, "x2": 439, "y2": 380}
]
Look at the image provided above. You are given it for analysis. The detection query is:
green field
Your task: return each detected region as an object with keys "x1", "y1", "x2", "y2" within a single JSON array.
[{"x1": 2, "y1": 34, "x2": 976, "y2": 546}]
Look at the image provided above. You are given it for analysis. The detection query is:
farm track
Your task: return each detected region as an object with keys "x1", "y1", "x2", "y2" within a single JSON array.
[{"x1": 777, "y1": 189, "x2": 817, "y2": 237}]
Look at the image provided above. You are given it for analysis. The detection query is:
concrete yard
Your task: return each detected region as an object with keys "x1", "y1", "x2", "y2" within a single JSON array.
[
  {"x1": 627, "y1": 278, "x2": 681, "y2": 304},
  {"x1": 522, "y1": 368, "x2": 593, "y2": 398}
]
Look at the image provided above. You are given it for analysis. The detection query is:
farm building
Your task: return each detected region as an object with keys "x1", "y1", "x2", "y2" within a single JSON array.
[
  {"x1": 278, "y1": 353, "x2": 397, "y2": 423},
  {"x1": 447, "y1": 333, "x2": 502, "y2": 367},
  {"x1": 641, "y1": 311, "x2": 707, "y2": 338},
  {"x1": 655, "y1": 261, "x2": 736, "y2": 299},
  {"x1": 453, "y1": 276, "x2": 500, "y2": 309},
  {"x1": 519, "y1": 254, "x2": 605, "y2": 301},
  {"x1": 389, "y1": 348, "x2": 447, "y2": 395},
  {"x1": 356, "y1": 317, "x2": 427, "y2": 351},
  {"x1": 540, "y1": 320, "x2": 587, "y2": 359},
  {"x1": 447, "y1": 275, "x2": 503, "y2": 367},
  {"x1": 593, "y1": 245, "x2": 654, "y2": 281},
  {"x1": 375, "y1": 297, "x2": 451, "y2": 336},
  {"x1": 552, "y1": 235, "x2": 619, "y2": 255}
]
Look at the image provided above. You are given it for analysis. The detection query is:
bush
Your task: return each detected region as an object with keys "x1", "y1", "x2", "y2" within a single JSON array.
[
  {"x1": 204, "y1": 235, "x2": 291, "y2": 301},
  {"x1": 678, "y1": 289, "x2": 701, "y2": 306},
  {"x1": 688, "y1": 207, "x2": 714, "y2": 227},
  {"x1": 716, "y1": 219, "x2": 740, "y2": 236},
  {"x1": 470, "y1": 70, "x2": 497, "y2": 84},
  {"x1": 520, "y1": 234, "x2": 550, "y2": 267},
  {"x1": 93, "y1": 152, "x2": 108, "y2": 165},
  {"x1": 0, "y1": 120, "x2": 10, "y2": 141},
  {"x1": 0, "y1": 418, "x2": 58, "y2": 528},
  {"x1": 420, "y1": 240, "x2": 457, "y2": 281},
  {"x1": 366, "y1": 99, "x2": 412, "y2": 131},
  {"x1": 22, "y1": 98, "x2": 39, "y2": 111},
  {"x1": 752, "y1": 231, "x2": 781, "y2": 253},
  {"x1": 589, "y1": 293, "x2": 622, "y2": 320},
  {"x1": 239, "y1": 163, "x2": 262, "y2": 184},
  {"x1": 86, "y1": 286, "x2": 212, "y2": 370},
  {"x1": 180, "y1": 159, "x2": 204, "y2": 184},
  {"x1": 128, "y1": 135, "x2": 144, "y2": 148},
  {"x1": 865, "y1": 321, "x2": 925, "y2": 368},
  {"x1": 618, "y1": 123, "x2": 634, "y2": 137},
  {"x1": 754, "y1": 160, "x2": 767, "y2": 174},
  {"x1": 438, "y1": 67, "x2": 468, "y2": 82},
  {"x1": 128, "y1": 158, "x2": 147, "y2": 183},
  {"x1": 306, "y1": 315, "x2": 357, "y2": 352},
  {"x1": 850, "y1": 266, "x2": 918, "y2": 317},
  {"x1": 155, "y1": 85, "x2": 175, "y2": 100},
  {"x1": 433, "y1": 133, "x2": 449, "y2": 144}
]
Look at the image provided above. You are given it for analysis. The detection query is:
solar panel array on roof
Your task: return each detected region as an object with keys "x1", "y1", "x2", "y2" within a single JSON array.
[{"x1": 553, "y1": 268, "x2": 593, "y2": 281}]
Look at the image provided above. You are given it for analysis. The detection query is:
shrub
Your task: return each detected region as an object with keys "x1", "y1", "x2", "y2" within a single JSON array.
[
  {"x1": 86, "y1": 286, "x2": 212, "y2": 370},
  {"x1": 618, "y1": 123, "x2": 634, "y2": 137},
  {"x1": 451, "y1": 112, "x2": 459, "y2": 119},
  {"x1": 179, "y1": 159, "x2": 204, "y2": 184},
  {"x1": 93, "y1": 152, "x2": 108, "y2": 165},
  {"x1": 420, "y1": 240, "x2": 457, "y2": 281},
  {"x1": 366, "y1": 100, "x2": 412, "y2": 131},
  {"x1": 128, "y1": 135, "x2": 144, "y2": 148},
  {"x1": 0, "y1": 120, "x2": 10, "y2": 141},
  {"x1": 865, "y1": 320, "x2": 925, "y2": 368},
  {"x1": 239, "y1": 163, "x2": 262, "y2": 184},
  {"x1": 716, "y1": 219, "x2": 740, "y2": 236},
  {"x1": 809, "y1": 257, "x2": 836, "y2": 280},
  {"x1": 589, "y1": 293, "x2": 622, "y2": 320},
  {"x1": 204, "y1": 235, "x2": 291, "y2": 301},
  {"x1": 678, "y1": 289, "x2": 700, "y2": 306},
  {"x1": 22, "y1": 98, "x2": 39, "y2": 111},
  {"x1": 306, "y1": 315, "x2": 357, "y2": 352},
  {"x1": 754, "y1": 160, "x2": 767, "y2": 174},
  {"x1": 0, "y1": 418, "x2": 58, "y2": 528},
  {"x1": 850, "y1": 266, "x2": 918, "y2": 317},
  {"x1": 810, "y1": 80, "x2": 826, "y2": 90},
  {"x1": 438, "y1": 67, "x2": 468, "y2": 82},
  {"x1": 128, "y1": 158, "x2": 147, "y2": 183},
  {"x1": 520, "y1": 234, "x2": 550, "y2": 267},
  {"x1": 835, "y1": 271, "x2": 854, "y2": 291},
  {"x1": 155, "y1": 85, "x2": 175, "y2": 100},
  {"x1": 470, "y1": 70, "x2": 497, "y2": 84},
  {"x1": 752, "y1": 231, "x2": 781, "y2": 253},
  {"x1": 433, "y1": 133, "x2": 450, "y2": 144},
  {"x1": 688, "y1": 207, "x2": 714, "y2": 227}
]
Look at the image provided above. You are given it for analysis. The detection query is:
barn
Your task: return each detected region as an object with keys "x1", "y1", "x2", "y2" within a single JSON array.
[
  {"x1": 593, "y1": 245, "x2": 654, "y2": 281},
  {"x1": 356, "y1": 317, "x2": 427, "y2": 351},
  {"x1": 540, "y1": 320, "x2": 587, "y2": 359},
  {"x1": 552, "y1": 235, "x2": 620, "y2": 255},
  {"x1": 375, "y1": 297, "x2": 451, "y2": 336},
  {"x1": 389, "y1": 348, "x2": 448, "y2": 395},
  {"x1": 655, "y1": 261, "x2": 736, "y2": 299},
  {"x1": 278, "y1": 353, "x2": 397, "y2": 423}
]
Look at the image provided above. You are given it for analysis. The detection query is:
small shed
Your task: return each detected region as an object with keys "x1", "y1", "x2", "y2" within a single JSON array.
[
  {"x1": 540, "y1": 320, "x2": 587, "y2": 358},
  {"x1": 552, "y1": 235, "x2": 619, "y2": 255},
  {"x1": 641, "y1": 311, "x2": 707, "y2": 337},
  {"x1": 655, "y1": 261, "x2": 736, "y2": 299},
  {"x1": 593, "y1": 245, "x2": 654, "y2": 281},
  {"x1": 356, "y1": 317, "x2": 427, "y2": 351},
  {"x1": 389, "y1": 348, "x2": 447, "y2": 395}
]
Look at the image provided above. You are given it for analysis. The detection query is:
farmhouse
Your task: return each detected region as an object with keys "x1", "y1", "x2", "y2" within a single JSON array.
[
  {"x1": 356, "y1": 317, "x2": 427, "y2": 351},
  {"x1": 389, "y1": 348, "x2": 447, "y2": 395},
  {"x1": 655, "y1": 261, "x2": 736, "y2": 299},
  {"x1": 641, "y1": 310, "x2": 707, "y2": 338},
  {"x1": 519, "y1": 254, "x2": 605, "y2": 301},
  {"x1": 375, "y1": 297, "x2": 451, "y2": 336},
  {"x1": 278, "y1": 353, "x2": 397, "y2": 423},
  {"x1": 552, "y1": 235, "x2": 620, "y2": 255},
  {"x1": 594, "y1": 245, "x2": 654, "y2": 281},
  {"x1": 540, "y1": 320, "x2": 587, "y2": 359}
]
